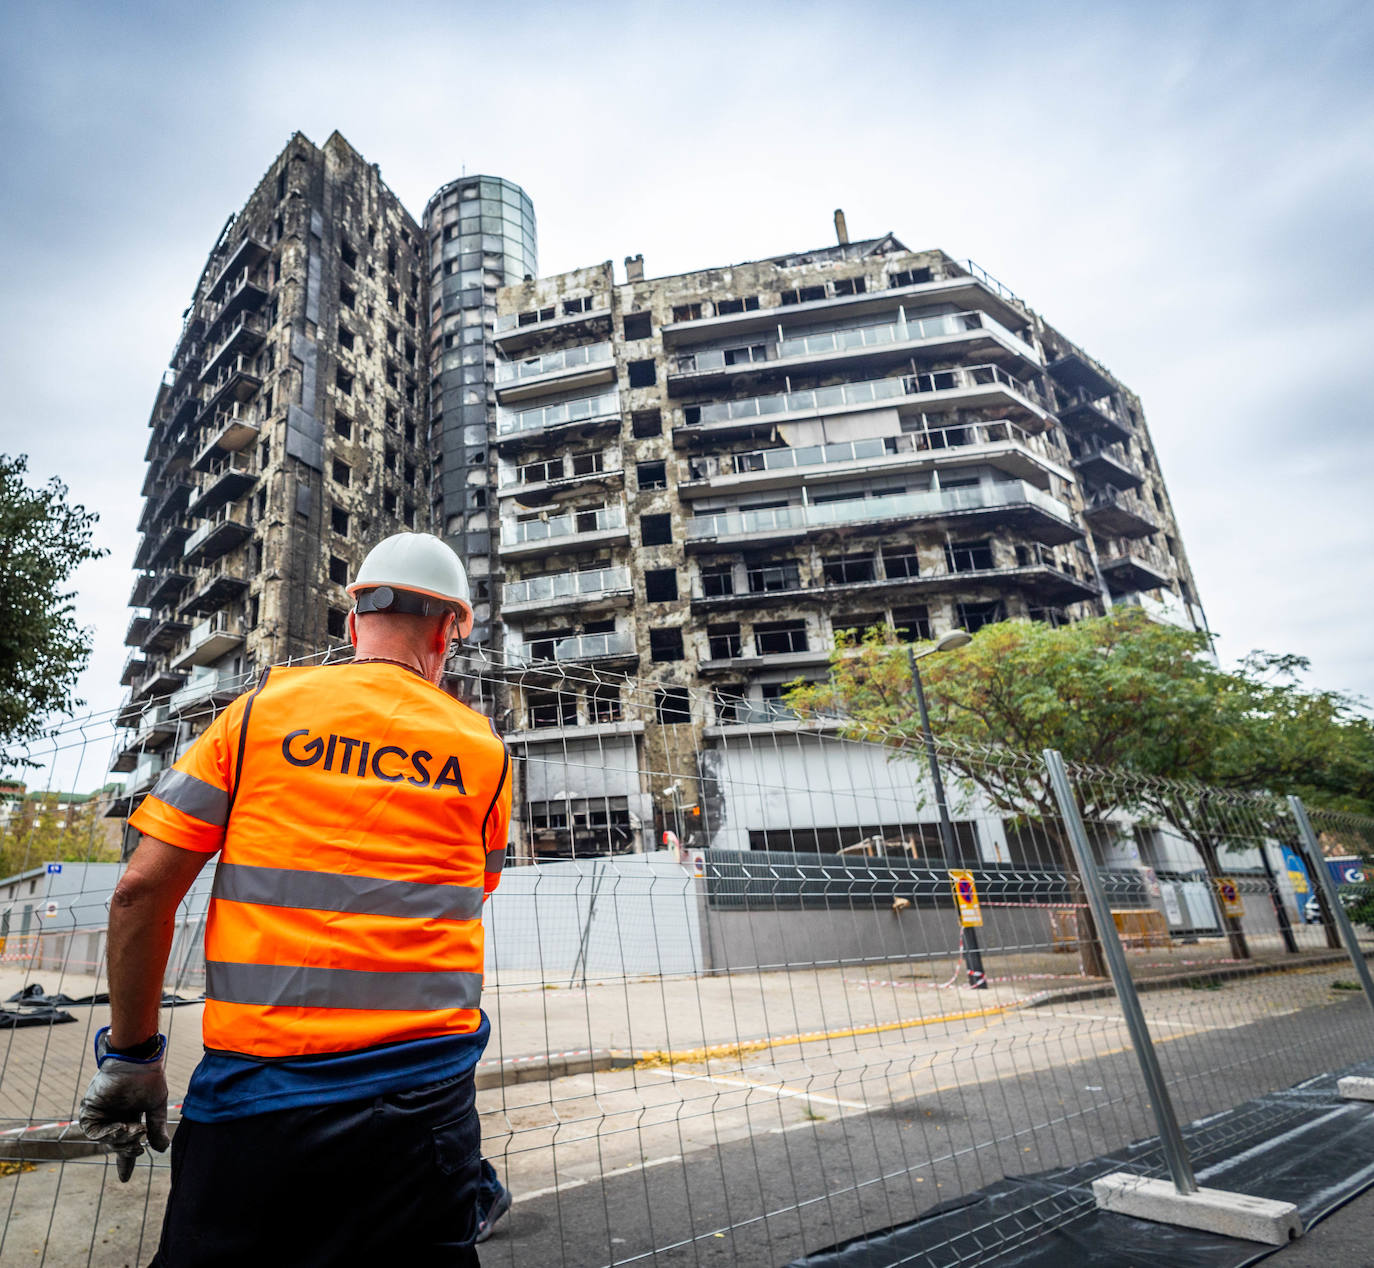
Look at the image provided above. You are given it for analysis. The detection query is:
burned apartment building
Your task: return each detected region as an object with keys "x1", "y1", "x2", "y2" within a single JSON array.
[
  {"x1": 112, "y1": 132, "x2": 434, "y2": 816},
  {"x1": 492, "y1": 230, "x2": 1206, "y2": 858}
]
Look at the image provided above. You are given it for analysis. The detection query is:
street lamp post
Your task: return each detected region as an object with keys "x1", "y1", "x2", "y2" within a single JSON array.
[{"x1": 908, "y1": 630, "x2": 986, "y2": 989}]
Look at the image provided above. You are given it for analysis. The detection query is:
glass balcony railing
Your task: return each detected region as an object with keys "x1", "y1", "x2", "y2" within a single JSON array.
[
  {"x1": 496, "y1": 342, "x2": 614, "y2": 383},
  {"x1": 684, "y1": 419, "x2": 1051, "y2": 482},
  {"x1": 503, "y1": 566, "x2": 632, "y2": 607},
  {"x1": 687, "y1": 363, "x2": 1050, "y2": 428},
  {"x1": 685, "y1": 480, "x2": 1072, "y2": 542},
  {"x1": 496, "y1": 388, "x2": 621, "y2": 436},
  {"x1": 554, "y1": 631, "x2": 636, "y2": 661},
  {"x1": 505, "y1": 503, "x2": 626, "y2": 546}
]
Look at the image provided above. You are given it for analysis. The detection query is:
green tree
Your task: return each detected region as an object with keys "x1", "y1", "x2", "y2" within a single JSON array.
[
  {"x1": 0, "y1": 789, "x2": 123, "y2": 878},
  {"x1": 0, "y1": 455, "x2": 105, "y2": 768},
  {"x1": 787, "y1": 609, "x2": 1374, "y2": 971}
]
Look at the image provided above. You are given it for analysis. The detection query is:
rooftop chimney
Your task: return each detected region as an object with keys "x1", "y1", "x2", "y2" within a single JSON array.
[
  {"x1": 833, "y1": 209, "x2": 849, "y2": 246},
  {"x1": 625, "y1": 254, "x2": 645, "y2": 282}
]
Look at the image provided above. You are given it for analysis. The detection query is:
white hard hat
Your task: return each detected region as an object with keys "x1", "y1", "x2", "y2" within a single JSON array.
[{"x1": 347, "y1": 532, "x2": 474, "y2": 639}]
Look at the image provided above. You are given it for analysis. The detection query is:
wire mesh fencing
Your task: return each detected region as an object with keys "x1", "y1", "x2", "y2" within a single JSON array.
[{"x1": 0, "y1": 654, "x2": 1371, "y2": 1267}]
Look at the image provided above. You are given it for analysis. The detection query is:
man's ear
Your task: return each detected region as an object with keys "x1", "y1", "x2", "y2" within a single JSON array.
[
  {"x1": 348, "y1": 609, "x2": 359, "y2": 648},
  {"x1": 435, "y1": 611, "x2": 457, "y2": 654}
]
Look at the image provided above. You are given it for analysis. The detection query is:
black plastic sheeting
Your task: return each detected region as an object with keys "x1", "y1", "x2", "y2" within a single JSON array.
[
  {"x1": 787, "y1": 1065, "x2": 1374, "y2": 1268},
  {"x1": 5, "y1": 983, "x2": 202, "y2": 1008},
  {"x1": 0, "y1": 1007, "x2": 75, "y2": 1028}
]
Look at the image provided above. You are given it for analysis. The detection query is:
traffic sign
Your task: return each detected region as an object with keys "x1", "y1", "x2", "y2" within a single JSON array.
[
  {"x1": 1214, "y1": 877, "x2": 1245, "y2": 919},
  {"x1": 46, "y1": 863, "x2": 62, "y2": 875},
  {"x1": 949, "y1": 869, "x2": 983, "y2": 927},
  {"x1": 43, "y1": 901, "x2": 59, "y2": 919}
]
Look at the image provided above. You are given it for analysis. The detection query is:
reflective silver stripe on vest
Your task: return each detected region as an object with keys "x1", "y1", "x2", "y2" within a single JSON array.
[
  {"x1": 212, "y1": 864, "x2": 485, "y2": 922},
  {"x1": 205, "y1": 961, "x2": 483, "y2": 1012},
  {"x1": 150, "y1": 769, "x2": 230, "y2": 827},
  {"x1": 485, "y1": 848, "x2": 506, "y2": 876}
]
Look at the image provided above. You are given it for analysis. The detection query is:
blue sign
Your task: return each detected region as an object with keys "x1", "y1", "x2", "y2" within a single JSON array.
[
  {"x1": 1281, "y1": 848, "x2": 1310, "y2": 894},
  {"x1": 45, "y1": 863, "x2": 62, "y2": 875},
  {"x1": 1329, "y1": 858, "x2": 1367, "y2": 887}
]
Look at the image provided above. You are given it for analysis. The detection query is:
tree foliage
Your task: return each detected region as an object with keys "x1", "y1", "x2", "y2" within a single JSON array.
[
  {"x1": 787, "y1": 609, "x2": 1374, "y2": 967},
  {"x1": 0, "y1": 790, "x2": 123, "y2": 878},
  {"x1": 0, "y1": 455, "x2": 105, "y2": 768}
]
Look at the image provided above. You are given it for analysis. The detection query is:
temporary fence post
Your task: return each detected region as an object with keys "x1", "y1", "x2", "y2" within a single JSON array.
[
  {"x1": 1043, "y1": 748, "x2": 1197, "y2": 1194},
  {"x1": 1288, "y1": 795, "x2": 1374, "y2": 1016}
]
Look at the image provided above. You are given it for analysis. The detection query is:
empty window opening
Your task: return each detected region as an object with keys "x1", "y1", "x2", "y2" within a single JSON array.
[
  {"x1": 339, "y1": 238, "x2": 358, "y2": 270},
  {"x1": 335, "y1": 367, "x2": 354, "y2": 395},
  {"x1": 640, "y1": 513, "x2": 672, "y2": 546},
  {"x1": 882, "y1": 544, "x2": 920, "y2": 578},
  {"x1": 337, "y1": 325, "x2": 354, "y2": 352},
  {"x1": 326, "y1": 607, "x2": 347, "y2": 640},
  {"x1": 700, "y1": 562, "x2": 734, "y2": 597},
  {"x1": 833, "y1": 277, "x2": 867, "y2": 296},
  {"x1": 957, "y1": 600, "x2": 1004, "y2": 632},
  {"x1": 746, "y1": 559, "x2": 800, "y2": 593},
  {"x1": 563, "y1": 296, "x2": 595, "y2": 315},
  {"x1": 627, "y1": 359, "x2": 656, "y2": 389},
  {"x1": 339, "y1": 283, "x2": 356, "y2": 310},
  {"x1": 649, "y1": 628, "x2": 684, "y2": 662},
  {"x1": 715, "y1": 296, "x2": 760, "y2": 316},
  {"x1": 332, "y1": 458, "x2": 351, "y2": 486},
  {"x1": 822, "y1": 554, "x2": 875, "y2": 585},
  {"x1": 656, "y1": 686, "x2": 692, "y2": 724},
  {"x1": 589, "y1": 682, "x2": 622, "y2": 723},
  {"x1": 833, "y1": 612, "x2": 886, "y2": 643},
  {"x1": 671, "y1": 303, "x2": 702, "y2": 323},
  {"x1": 631, "y1": 409, "x2": 662, "y2": 438},
  {"x1": 570, "y1": 451, "x2": 603, "y2": 477},
  {"x1": 892, "y1": 605, "x2": 932, "y2": 642},
  {"x1": 946, "y1": 539, "x2": 994, "y2": 573},
  {"x1": 644, "y1": 568, "x2": 678, "y2": 602},
  {"x1": 637, "y1": 460, "x2": 667, "y2": 490},
  {"x1": 328, "y1": 554, "x2": 349, "y2": 585},
  {"x1": 707, "y1": 624, "x2": 741, "y2": 659},
  {"x1": 622, "y1": 311, "x2": 652, "y2": 340},
  {"x1": 331, "y1": 506, "x2": 349, "y2": 536},
  {"x1": 755, "y1": 620, "x2": 808, "y2": 656},
  {"x1": 529, "y1": 689, "x2": 576, "y2": 729},
  {"x1": 889, "y1": 268, "x2": 932, "y2": 288}
]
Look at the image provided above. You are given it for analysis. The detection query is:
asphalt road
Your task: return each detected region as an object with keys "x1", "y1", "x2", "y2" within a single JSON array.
[{"x1": 2, "y1": 975, "x2": 1369, "y2": 1268}]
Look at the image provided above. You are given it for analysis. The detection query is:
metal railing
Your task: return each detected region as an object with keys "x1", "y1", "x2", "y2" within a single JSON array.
[
  {"x1": 685, "y1": 478, "x2": 1073, "y2": 541},
  {"x1": 496, "y1": 388, "x2": 621, "y2": 436},
  {"x1": 496, "y1": 341, "x2": 614, "y2": 383},
  {"x1": 502, "y1": 566, "x2": 632, "y2": 608},
  {"x1": 504, "y1": 502, "x2": 626, "y2": 546}
]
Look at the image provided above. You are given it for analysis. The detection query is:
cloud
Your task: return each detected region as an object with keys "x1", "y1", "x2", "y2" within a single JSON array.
[{"x1": 2, "y1": 0, "x2": 1371, "y2": 772}]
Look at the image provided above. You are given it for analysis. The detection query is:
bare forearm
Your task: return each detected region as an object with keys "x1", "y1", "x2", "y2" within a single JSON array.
[
  {"x1": 105, "y1": 835, "x2": 210, "y2": 1047},
  {"x1": 106, "y1": 888, "x2": 180, "y2": 1046}
]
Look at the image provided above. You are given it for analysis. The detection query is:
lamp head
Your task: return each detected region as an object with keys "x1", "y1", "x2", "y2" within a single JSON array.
[{"x1": 935, "y1": 629, "x2": 972, "y2": 653}]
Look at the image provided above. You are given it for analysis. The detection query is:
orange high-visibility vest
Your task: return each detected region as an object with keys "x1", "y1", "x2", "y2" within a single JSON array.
[{"x1": 130, "y1": 662, "x2": 511, "y2": 1059}]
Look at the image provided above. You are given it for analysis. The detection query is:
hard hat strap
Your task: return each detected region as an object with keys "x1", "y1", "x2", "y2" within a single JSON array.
[{"x1": 353, "y1": 586, "x2": 453, "y2": 618}]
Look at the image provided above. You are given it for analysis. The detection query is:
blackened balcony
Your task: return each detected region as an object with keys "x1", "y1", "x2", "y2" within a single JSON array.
[
  {"x1": 495, "y1": 342, "x2": 616, "y2": 402},
  {"x1": 193, "y1": 404, "x2": 260, "y2": 470},
  {"x1": 197, "y1": 355, "x2": 262, "y2": 424},
  {"x1": 205, "y1": 237, "x2": 269, "y2": 304},
  {"x1": 684, "y1": 480, "x2": 1081, "y2": 551},
  {"x1": 129, "y1": 572, "x2": 156, "y2": 607},
  {"x1": 183, "y1": 502, "x2": 254, "y2": 566},
  {"x1": 495, "y1": 388, "x2": 621, "y2": 445},
  {"x1": 132, "y1": 664, "x2": 189, "y2": 703},
  {"x1": 1047, "y1": 348, "x2": 1117, "y2": 400},
  {"x1": 678, "y1": 364, "x2": 1055, "y2": 439},
  {"x1": 180, "y1": 564, "x2": 251, "y2": 617},
  {"x1": 188, "y1": 451, "x2": 257, "y2": 518},
  {"x1": 1057, "y1": 388, "x2": 1132, "y2": 444},
  {"x1": 501, "y1": 566, "x2": 633, "y2": 616},
  {"x1": 147, "y1": 569, "x2": 193, "y2": 608},
  {"x1": 199, "y1": 313, "x2": 267, "y2": 384},
  {"x1": 499, "y1": 503, "x2": 629, "y2": 559},
  {"x1": 149, "y1": 518, "x2": 195, "y2": 567},
  {"x1": 1071, "y1": 440, "x2": 1143, "y2": 490},
  {"x1": 170, "y1": 612, "x2": 245, "y2": 671},
  {"x1": 492, "y1": 301, "x2": 613, "y2": 355},
  {"x1": 1082, "y1": 487, "x2": 1158, "y2": 540},
  {"x1": 119, "y1": 650, "x2": 148, "y2": 687},
  {"x1": 124, "y1": 613, "x2": 151, "y2": 648},
  {"x1": 170, "y1": 667, "x2": 247, "y2": 715},
  {"x1": 1097, "y1": 542, "x2": 1173, "y2": 596},
  {"x1": 149, "y1": 479, "x2": 193, "y2": 525},
  {"x1": 142, "y1": 612, "x2": 192, "y2": 654}
]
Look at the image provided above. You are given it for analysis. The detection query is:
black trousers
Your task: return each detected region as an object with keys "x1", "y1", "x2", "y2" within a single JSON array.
[{"x1": 150, "y1": 1070, "x2": 482, "y2": 1267}]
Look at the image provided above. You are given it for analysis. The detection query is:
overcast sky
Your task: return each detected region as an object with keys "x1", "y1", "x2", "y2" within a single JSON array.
[{"x1": 2, "y1": 0, "x2": 1371, "y2": 756}]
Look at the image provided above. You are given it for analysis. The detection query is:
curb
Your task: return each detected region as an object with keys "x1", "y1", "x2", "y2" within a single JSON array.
[{"x1": 1024, "y1": 950, "x2": 1362, "y2": 1007}]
